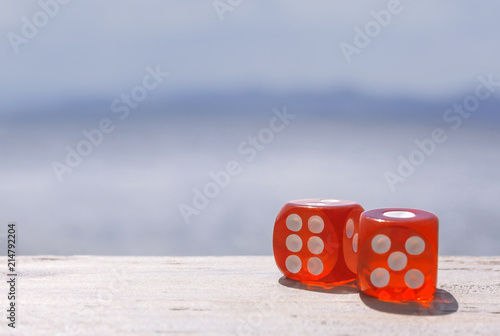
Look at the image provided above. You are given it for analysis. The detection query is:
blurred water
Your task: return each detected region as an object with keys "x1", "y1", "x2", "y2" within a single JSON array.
[
  {"x1": 2, "y1": 97, "x2": 499, "y2": 256},
  {"x1": 2, "y1": 1, "x2": 500, "y2": 257}
]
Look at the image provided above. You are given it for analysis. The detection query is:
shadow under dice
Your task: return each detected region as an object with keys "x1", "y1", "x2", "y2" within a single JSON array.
[
  {"x1": 357, "y1": 209, "x2": 439, "y2": 301},
  {"x1": 273, "y1": 199, "x2": 364, "y2": 283}
]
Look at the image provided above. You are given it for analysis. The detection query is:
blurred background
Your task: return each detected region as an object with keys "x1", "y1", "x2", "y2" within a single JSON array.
[{"x1": 0, "y1": 1, "x2": 499, "y2": 256}]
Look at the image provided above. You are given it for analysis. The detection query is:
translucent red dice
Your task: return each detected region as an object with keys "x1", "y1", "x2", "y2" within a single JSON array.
[
  {"x1": 273, "y1": 199, "x2": 364, "y2": 283},
  {"x1": 357, "y1": 208, "x2": 439, "y2": 301}
]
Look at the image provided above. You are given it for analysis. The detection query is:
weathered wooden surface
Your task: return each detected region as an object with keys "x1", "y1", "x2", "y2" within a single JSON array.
[{"x1": 0, "y1": 256, "x2": 499, "y2": 335}]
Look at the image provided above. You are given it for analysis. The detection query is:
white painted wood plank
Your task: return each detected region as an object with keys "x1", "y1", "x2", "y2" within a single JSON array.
[{"x1": 0, "y1": 256, "x2": 499, "y2": 335}]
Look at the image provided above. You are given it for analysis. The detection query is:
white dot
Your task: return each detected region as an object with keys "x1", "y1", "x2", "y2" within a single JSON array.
[
  {"x1": 307, "y1": 236, "x2": 324, "y2": 254},
  {"x1": 320, "y1": 199, "x2": 340, "y2": 203},
  {"x1": 307, "y1": 257, "x2": 324, "y2": 275},
  {"x1": 405, "y1": 236, "x2": 425, "y2": 255},
  {"x1": 352, "y1": 233, "x2": 358, "y2": 253},
  {"x1": 383, "y1": 211, "x2": 416, "y2": 219},
  {"x1": 388, "y1": 251, "x2": 408, "y2": 271},
  {"x1": 286, "y1": 214, "x2": 302, "y2": 232},
  {"x1": 345, "y1": 219, "x2": 354, "y2": 238},
  {"x1": 370, "y1": 268, "x2": 390, "y2": 288},
  {"x1": 308, "y1": 216, "x2": 324, "y2": 234},
  {"x1": 371, "y1": 234, "x2": 391, "y2": 254},
  {"x1": 285, "y1": 255, "x2": 302, "y2": 273},
  {"x1": 405, "y1": 269, "x2": 425, "y2": 289},
  {"x1": 306, "y1": 202, "x2": 327, "y2": 206},
  {"x1": 286, "y1": 234, "x2": 302, "y2": 253}
]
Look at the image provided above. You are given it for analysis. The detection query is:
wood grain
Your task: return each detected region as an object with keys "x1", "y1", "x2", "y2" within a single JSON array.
[{"x1": 0, "y1": 256, "x2": 499, "y2": 335}]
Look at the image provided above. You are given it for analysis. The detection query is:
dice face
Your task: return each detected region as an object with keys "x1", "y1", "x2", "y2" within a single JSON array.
[
  {"x1": 357, "y1": 209, "x2": 439, "y2": 301},
  {"x1": 273, "y1": 199, "x2": 364, "y2": 283},
  {"x1": 343, "y1": 217, "x2": 359, "y2": 274}
]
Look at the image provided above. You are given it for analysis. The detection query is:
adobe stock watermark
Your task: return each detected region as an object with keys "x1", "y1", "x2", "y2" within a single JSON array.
[
  {"x1": 339, "y1": 0, "x2": 414, "y2": 64},
  {"x1": 55, "y1": 267, "x2": 126, "y2": 336},
  {"x1": 51, "y1": 65, "x2": 169, "y2": 183},
  {"x1": 384, "y1": 74, "x2": 500, "y2": 192},
  {"x1": 178, "y1": 107, "x2": 295, "y2": 223},
  {"x1": 213, "y1": 0, "x2": 243, "y2": 21},
  {"x1": 235, "y1": 291, "x2": 283, "y2": 336},
  {"x1": 7, "y1": 0, "x2": 72, "y2": 54}
]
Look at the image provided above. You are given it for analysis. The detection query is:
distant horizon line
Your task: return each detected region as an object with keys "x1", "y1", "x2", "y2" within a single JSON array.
[{"x1": 3, "y1": 85, "x2": 500, "y2": 113}]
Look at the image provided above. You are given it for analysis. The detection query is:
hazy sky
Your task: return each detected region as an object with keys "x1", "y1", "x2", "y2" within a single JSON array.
[
  {"x1": 1, "y1": 1, "x2": 500, "y2": 107},
  {"x1": 1, "y1": 1, "x2": 499, "y2": 257}
]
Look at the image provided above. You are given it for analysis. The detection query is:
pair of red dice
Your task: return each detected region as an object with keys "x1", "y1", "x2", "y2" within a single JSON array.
[{"x1": 273, "y1": 199, "x2": 438, "y2": 301}]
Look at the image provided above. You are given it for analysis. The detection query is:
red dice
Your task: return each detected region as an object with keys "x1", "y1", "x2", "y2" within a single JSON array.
[
  {"x1": 273, "y1": 199, "x2": 364, "y2": 283},
  {"x1": 357, "y1": 209, "x2": 439, "y2": 301}
]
